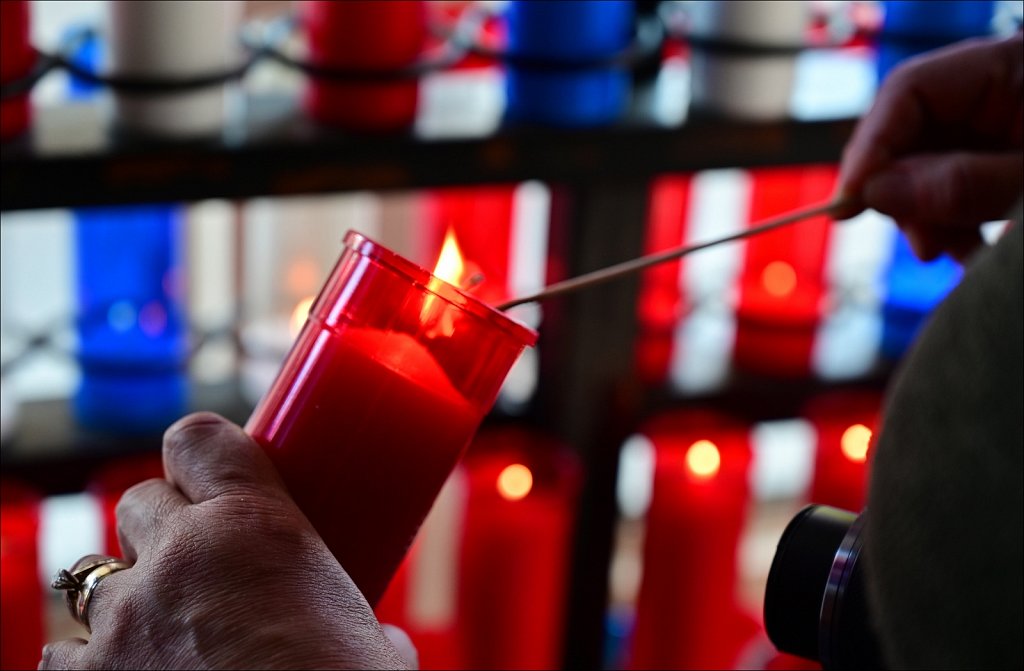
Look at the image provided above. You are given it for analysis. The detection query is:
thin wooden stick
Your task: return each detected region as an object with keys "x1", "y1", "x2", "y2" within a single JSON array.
[{"x1": 497, "y1": 197, "x2": 849, "y2": 311}]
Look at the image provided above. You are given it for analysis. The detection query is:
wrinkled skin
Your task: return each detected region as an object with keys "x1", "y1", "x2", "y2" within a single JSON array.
[
  {"x1": 40, "y1": 412, "x2": 415, "y2": 670},
  {"x1": 837, "y1": 32, "x2": 1023, "y2": 261}
]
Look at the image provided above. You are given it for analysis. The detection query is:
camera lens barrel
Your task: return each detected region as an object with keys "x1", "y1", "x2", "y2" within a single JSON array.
[{"x1": 764, "y1": 504, "x2": 884, "y2": 669}]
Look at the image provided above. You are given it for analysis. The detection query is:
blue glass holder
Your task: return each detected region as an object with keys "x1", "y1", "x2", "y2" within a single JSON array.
[
  {"x1": 880, "y1": 233, "x2": 962, "y2": 361},
  {"x1": 74, "y1": 205, "x2": 188, "y2": 433},
  {"x1": 503, "y1": 0, "x2": 634, "y2": 127},
  {"x1": 876, "y1": 0, "x2": 996, "y2": 82}
]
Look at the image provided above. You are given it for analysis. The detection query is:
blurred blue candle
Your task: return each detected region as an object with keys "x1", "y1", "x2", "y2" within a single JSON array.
[
  {"x1": 74, "y1": 205, "x2": 188, "y2": 433},
  {"x1": 504, "y1": 0, "x2": 634, "y2": 126},
  {"x1": 880, "y1": 232, "x2": 962, "y2": 361},
  {"x1": 876, "y1": 0, "x2": 996, "y2": 82}
]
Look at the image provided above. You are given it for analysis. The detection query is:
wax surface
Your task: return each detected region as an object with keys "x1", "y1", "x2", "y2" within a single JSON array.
[{"x1": 250, "y1": 325, "x2": 479, "y2": 605}]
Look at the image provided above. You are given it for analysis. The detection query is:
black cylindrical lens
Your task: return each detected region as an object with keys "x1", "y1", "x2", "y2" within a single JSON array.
[{"x1": 763, "y1": 505, "x2": 858, "y2": 662}]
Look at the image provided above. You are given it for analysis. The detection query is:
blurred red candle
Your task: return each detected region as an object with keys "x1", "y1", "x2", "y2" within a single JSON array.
[
  {"x1": 302, "y1": 0, "x2": 426, "y2": 131},
  {"x1": 458, "y1": 427, "x2": 579, "y2": 670},
  {"x1": 0, "y1": 0, "x2": 32, "y2": 141},
  {"x1": 88, "y1": 454, "x2": 164, "y2": 556},
  {"x1": 804, "y1": 390, "x2": 881, "y2": 512},
  {"x1": 246, "y1": 230, "x2": 536, "y2": 606},
  {"x1": 734, "y1": 166, "x2": 836, "y2": 377},
  {"x1": 630, "y1": 411, "x2": 757, "y2": 670},
  {"x1": 1, "y1": 480, "x2": 43, "y2": 671},
  {"x1": 636, "y1": 175, "x2": 694, "y2": 385},
  {"x1": 374, "y1": 468, "x2": 467, "y2": 670}
]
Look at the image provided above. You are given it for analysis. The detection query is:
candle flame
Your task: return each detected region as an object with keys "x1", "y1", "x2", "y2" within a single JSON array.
[
  {"x1": 762, "y1": 261, "x2": 797, "y2": 298},
  {"x1": 685, "y1": 440, "x2": 721, "y2": 479},
  {"x1": 433, "y1": 227, "x2": 466, "y2": 287},
  {"x1": 422, "y1": 227, "x2": 469, "y2": 337},
  {"x1": 290, "y1": 296, "x2": 315, "y2": 337},
  {"x1": 497, "y1": 463, "x2": 533, "y2": 501},
  {"x1": 840, "y1": 423, "x2": 872, "y2": 464}
]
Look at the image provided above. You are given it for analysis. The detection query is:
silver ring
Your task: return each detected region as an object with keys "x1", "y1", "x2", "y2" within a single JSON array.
[{"x1": 51, "y1": 553, "x2": 132, "y2": 633}]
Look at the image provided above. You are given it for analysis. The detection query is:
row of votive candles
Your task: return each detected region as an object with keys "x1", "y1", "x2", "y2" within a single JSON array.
[
  {"x1": 1, "y1": 390, "x2": 879, "y2": 670},
  {"x1": 0, "y1": 167, "x2": 980, "y2": 442},
  {"x1": 0, "y1": 1, "x2": 1005, "y2": 141}
]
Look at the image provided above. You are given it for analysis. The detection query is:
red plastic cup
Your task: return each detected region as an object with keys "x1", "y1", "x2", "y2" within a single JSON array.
[
  {"x1": 0, "y1": 0, "x2": 33, "y2": 141},
  {"x1": 302, "y1": 0, "x2": 427, "y2": 131},
  {"x1": 246, "y1": 230, "x2": 537, "y2": 605},
  {"x1": 1, "y1": 480, "x2": 43, "y2": 671}
]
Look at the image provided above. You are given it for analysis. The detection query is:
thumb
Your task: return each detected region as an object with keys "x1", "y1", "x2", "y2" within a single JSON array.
[
  {"x1": 162, "y1": 412, "x2": 290, "y2": 504},
  {"x1": 862, "y1": 152, "x2": 1023, "y2": 229}
]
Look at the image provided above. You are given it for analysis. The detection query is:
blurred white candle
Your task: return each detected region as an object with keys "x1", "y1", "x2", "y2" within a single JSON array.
[
  {"x1": 108, "y1": 0, "x2": 243, "y2": 138},
  {"x1": 688, "y1": 0, "x2": 810, "y2": 120}
]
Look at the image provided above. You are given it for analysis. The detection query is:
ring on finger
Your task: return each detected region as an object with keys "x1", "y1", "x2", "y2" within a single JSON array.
[{"x1": 52, "y1": 554, "x2": 132, "y2": 633}]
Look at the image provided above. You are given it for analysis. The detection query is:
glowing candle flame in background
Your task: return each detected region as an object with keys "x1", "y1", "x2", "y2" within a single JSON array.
[
  {"x1": 685, "y1": 439, "x2": 721, "y2": 479},
  {"x1": 497, "y1": 463, "x2": 534, "y2": 501},
  {"x1": 290, "y1": 296, "x2": 315, "y2": 337},
  {"x1": 840, "y1": 423, "x2": 871, "y2": 463},
  {"x1": 761, "y1": 260, "x2": 797, "y2": 298}
]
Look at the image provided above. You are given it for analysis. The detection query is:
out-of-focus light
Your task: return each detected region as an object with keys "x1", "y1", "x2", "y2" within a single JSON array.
[
  {"x1": 761, "y1": 260, "x2": 797, "y2": 297},
  {"x1": 685, "y1": 439, "x2": 721, "y2": 479},
  {"x1": 840, "y1": 423, "x2": 872, "y2": 463},
  {"x1": 497, "y1": 463, "x2": 533, "y2": 501},
  {"x1": 138, "y1": 301, "x2": 167, "y2": 337},
  {"x1": 289, "y1": 296, "x2": 315, "y2": 337},
  {"x1": 107, "y1": 300, "x2": 136, "y2": 332}
]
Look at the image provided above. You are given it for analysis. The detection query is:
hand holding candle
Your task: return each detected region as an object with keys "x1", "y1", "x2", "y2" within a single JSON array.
[{"x1": 245, "y1": 230, "x2": 536, "y2": 606}]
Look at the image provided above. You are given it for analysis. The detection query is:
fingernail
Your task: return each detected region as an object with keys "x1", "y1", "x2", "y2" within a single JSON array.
[
  {"x1": 163, "y1": 412, "x2": 228, "y2": 442},
  {"x1": 863, "y1": 170, "x2": 913, "y2": 217}
]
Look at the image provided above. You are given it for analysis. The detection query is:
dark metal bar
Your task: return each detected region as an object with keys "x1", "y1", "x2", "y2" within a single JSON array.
[
  {"x1": 532, "y1": 181, "x2": 649, "y2": 670},
  {"x1": 1, "y1": 96, "x2": 855, "y2": 212}
]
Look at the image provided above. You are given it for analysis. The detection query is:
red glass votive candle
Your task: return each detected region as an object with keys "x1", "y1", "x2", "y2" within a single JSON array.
[
  {"x1": 458, "y1": 427, "x2": 580, "y2": 670},
  {"x1": 636, "y1": 175, "x2": 694, "y2": 385},
  {"x1": 0, "y1": 0, "x2": 33, "y2": 141},
  {"x1": 246, "y1": 230, "x2": 537, "y2": 606},
  {"x1": 302, "y1": 0, "x2": 427, "y2": 131},
  {"x1": 1, "y1": 480, "x2": 43, "y2": 671},
  {"x1": 804, "y1": 390, "x2": 882, "y2": 512},
  {"x1": 734, "y1": 166, "x2": 835, "y2": 378},
  {"x1": 88, "y1": 454, "x2": 165, "y2": 556},
  {"x1": 630, "y1": 410, "x2": 758, "y2": 670}
]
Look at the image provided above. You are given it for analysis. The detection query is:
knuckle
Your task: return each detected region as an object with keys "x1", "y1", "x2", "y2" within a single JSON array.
[
  {"x1": 115, "y1": 479, "x2": 166, "y2": 519},
  {"x1": 163, "y1": 413, "x2": 235, "y2": 457},
  {"x1": 39, "y1": 642, "x2": 64, "y2": 669}
]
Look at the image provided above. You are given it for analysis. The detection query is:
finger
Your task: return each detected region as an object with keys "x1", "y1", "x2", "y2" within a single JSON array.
[
  {"x1": 863, "y1": 152, "x2": 1023, "y2": 229},
  {"x1": 903, "y1": 224, "x2": 985, "y2": 264},
  {"x1": 162, "y1": 412, "x2": 289, "y2": 505},
  {"x1": 381, "y1": 624, "x2": 419, "y2": 670},
  {"x1": 38, "y1": 638, "x2": 86, "y2": 670},
  {"x1": 81, "y1": 565, "x2": 134, "y2": 637},
  {"x1": 115, "y1": 478, "x2": 188, "y2": 562},
  {"x1": 839, "y1": 33, "x2": 1023, "y2": 198}
]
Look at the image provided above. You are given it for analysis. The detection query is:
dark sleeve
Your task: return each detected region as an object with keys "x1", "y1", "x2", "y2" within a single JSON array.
[{"x1": 865, "y1": 216, "x2": 1023, "y2": 669}]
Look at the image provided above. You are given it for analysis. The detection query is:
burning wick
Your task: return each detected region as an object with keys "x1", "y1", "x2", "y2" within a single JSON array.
[{"x1": 462, "y1": 272, "x2": 485, "y2": 292}]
